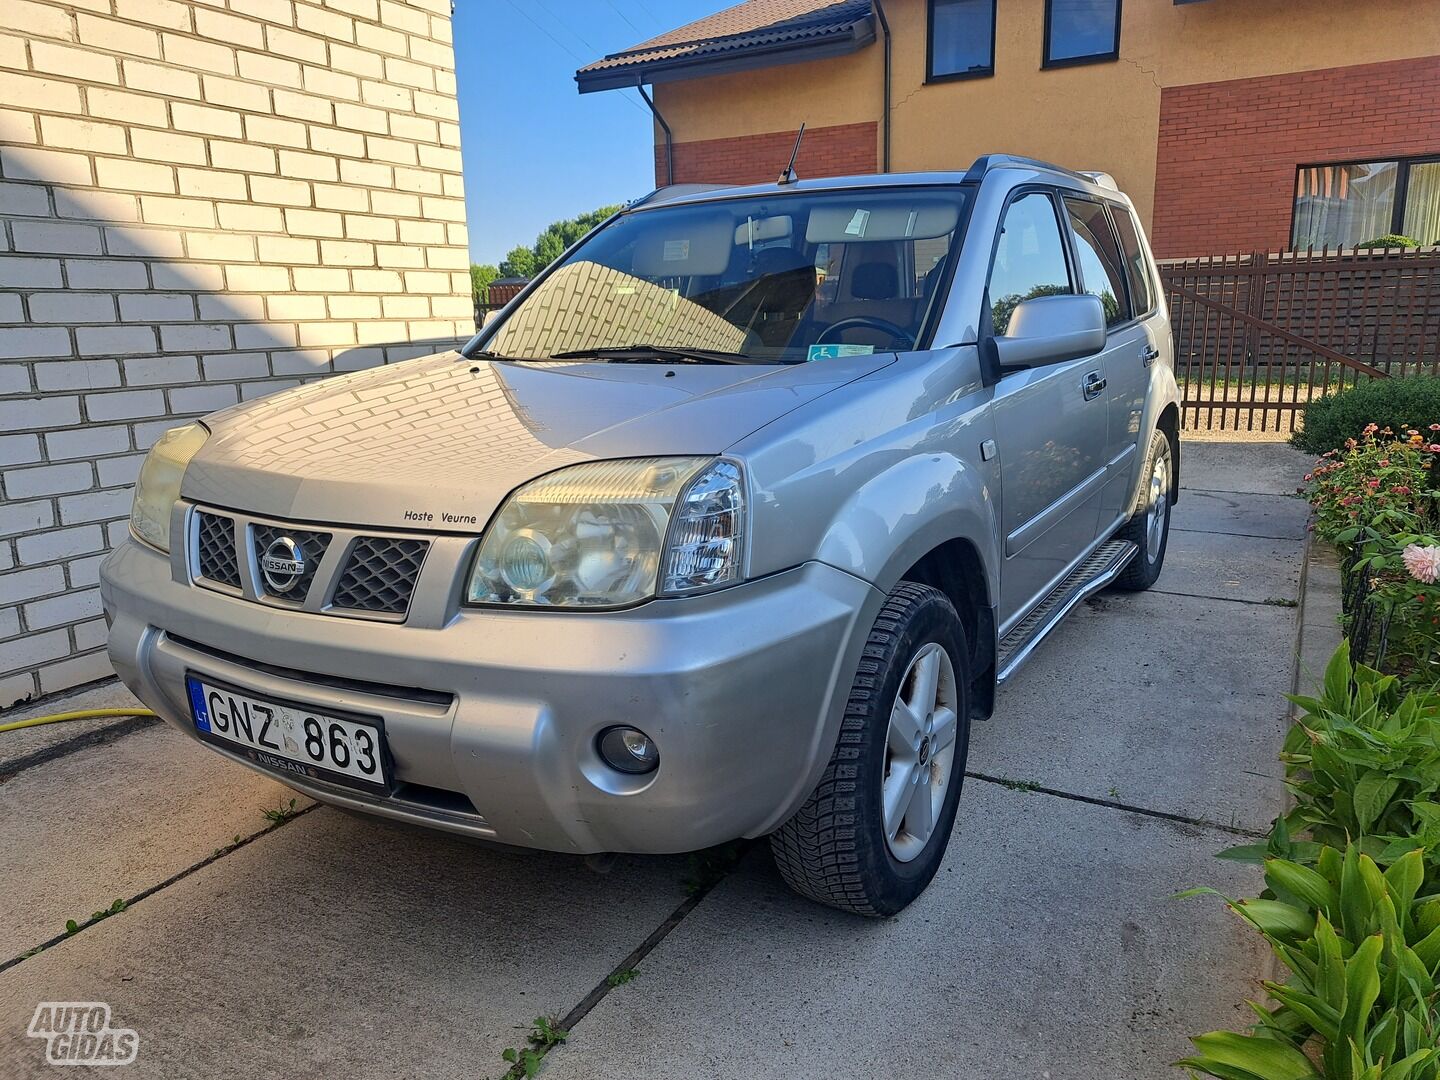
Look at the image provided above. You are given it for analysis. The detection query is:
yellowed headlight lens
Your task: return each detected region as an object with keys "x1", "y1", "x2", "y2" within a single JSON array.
[
  {"x1": 468, "y1": 457, "x2": 712, "y2": 608},
  {"x1": 129, "y1": 423, "x2": 208, "y2": 553}
]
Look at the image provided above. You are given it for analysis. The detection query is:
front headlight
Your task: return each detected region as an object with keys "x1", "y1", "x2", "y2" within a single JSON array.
[
  {"x1": 129, "y1": 423, "x2": 208, "y2": 553},
  {"x1": 467, "y1": 457, "x2": 747, "y2": 609}
]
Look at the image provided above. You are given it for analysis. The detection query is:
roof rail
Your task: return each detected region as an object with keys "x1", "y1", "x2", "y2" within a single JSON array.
[
  {"x1": 628, "y1": 183, "x2": 730, "y2": 208},
  {"x1": 962, "y1": 154, "x2": 1098, "y2": 185},
  {"x1": 1078, "y1": 170, "x2": 1119, "y2": 190}
]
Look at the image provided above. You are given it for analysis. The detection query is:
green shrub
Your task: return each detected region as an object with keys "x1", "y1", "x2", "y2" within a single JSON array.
[
  {"x1": 1293, "y1": 377, "x2": 1440, "y2": 454},
  {"x1": 1357, "y1": 234, "x2": 1420, "y2": 250}
]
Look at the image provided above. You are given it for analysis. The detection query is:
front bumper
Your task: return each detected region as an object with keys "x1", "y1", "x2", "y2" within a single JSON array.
[{"x1": 100, "y1": 537, "x2": 880, "y2": 854}]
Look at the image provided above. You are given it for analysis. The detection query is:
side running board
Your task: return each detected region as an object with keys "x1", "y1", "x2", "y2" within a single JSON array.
[{"x1": 995, "y1": 539, "x2": 1138, "y2": 685}]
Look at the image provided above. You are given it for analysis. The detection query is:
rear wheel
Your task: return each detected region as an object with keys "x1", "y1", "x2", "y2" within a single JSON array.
[
  {"x1": 770, "y1": 582, "x2": 971, "y2": 916},
  {"x1": 1113, "y1": 429, "x2": 1173, "y2": 591}
]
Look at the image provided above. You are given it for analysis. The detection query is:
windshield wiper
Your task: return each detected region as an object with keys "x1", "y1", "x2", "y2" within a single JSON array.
[
  {"x1": 550, "y1": 344, "x2": 756, "y2": 365},
  {"x1": 465, "y1": 349, "x2": 524, "y2": 361}
]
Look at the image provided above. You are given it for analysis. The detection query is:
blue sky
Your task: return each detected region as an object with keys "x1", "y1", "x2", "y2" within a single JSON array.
[{"x1": 454, "y1": 0, "x2": 725, "y2": 268}]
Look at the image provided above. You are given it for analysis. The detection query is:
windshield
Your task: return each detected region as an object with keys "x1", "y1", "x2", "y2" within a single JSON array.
[{"x1": 471, "y1": 186, "x2": 973, "y2": 365}]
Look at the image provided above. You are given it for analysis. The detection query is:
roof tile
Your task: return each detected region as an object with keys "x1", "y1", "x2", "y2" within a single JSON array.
[{"x1": 577, "y1": 0, "x2": 872, "y2": 77}]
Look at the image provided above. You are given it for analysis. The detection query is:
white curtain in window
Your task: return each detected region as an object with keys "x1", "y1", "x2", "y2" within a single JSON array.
[{"x1": 1402, "y1": 163, "x2": 1440, "y2": 246}]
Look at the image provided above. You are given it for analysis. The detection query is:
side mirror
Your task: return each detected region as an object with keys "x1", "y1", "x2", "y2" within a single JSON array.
[
  {"x1": 992, "y1": 294, "x2": 1106, "y2": 370},
  {"x1": 482, "y1": 308, "x2": 500, "y2": 327}
]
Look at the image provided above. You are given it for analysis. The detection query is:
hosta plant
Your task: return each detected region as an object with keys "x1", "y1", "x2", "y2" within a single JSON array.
[
  {"x1": 1179, "y1": 847, "x2": 1440, "y2": 1080},
  {"x1": 1281, "y1": 645, "x2": 1440, "y2": 876},
  {"x1": 1217, "y1": 646, "x2": 1440, "y2": 880}
]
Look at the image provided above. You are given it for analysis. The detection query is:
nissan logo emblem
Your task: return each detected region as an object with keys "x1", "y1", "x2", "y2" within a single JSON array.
[{"x1": 261, "y1": 536, "x2": 306, "y2": 594}]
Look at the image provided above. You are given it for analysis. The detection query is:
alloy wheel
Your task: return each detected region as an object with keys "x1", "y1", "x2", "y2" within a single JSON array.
[{"x1": 882, "y1": 642, "x2": 960, "y2": 862}]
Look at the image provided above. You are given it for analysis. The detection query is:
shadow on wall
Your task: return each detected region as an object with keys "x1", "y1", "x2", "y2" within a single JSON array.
[{"x1": 0, "y1": 155, "x2": 473, "y2": 705}]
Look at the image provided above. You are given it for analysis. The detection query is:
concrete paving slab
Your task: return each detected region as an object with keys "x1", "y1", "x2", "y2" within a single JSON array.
[
  {"x1": 0, "y1": 679, "x2": 152, "y2": 772},
  {"x1": 0, "y1": 808, "x2": 689, "y2": 1080},
  {"x1": 975, "y1": 589, "x2": 1294, "y2": 833},
  {"x1": 1172, "y1": 489, "x2": 1310, "y2": 541},
  {"x1": 0, "y1": 724, "x2": 305, "y2": 960},
  {"x1": 1153, "y1": 529, "x2": 1303, "y2": 604},
  {"x1": 1180, "y1": 440, "x2": 1311, "y2": 497},
  {"x1": 540, "y1": 782, "x2": 1271, "y2": 1080}
]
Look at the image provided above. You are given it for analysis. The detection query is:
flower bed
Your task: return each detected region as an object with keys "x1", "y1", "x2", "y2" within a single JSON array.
[{"x1": 1303, "y1": 425, "x2": 1440, "y2": 687}]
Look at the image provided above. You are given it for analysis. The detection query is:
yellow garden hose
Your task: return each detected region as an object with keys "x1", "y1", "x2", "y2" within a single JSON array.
[{"x1": 0, "y1": 708, "x2": 158, "y2": 735}]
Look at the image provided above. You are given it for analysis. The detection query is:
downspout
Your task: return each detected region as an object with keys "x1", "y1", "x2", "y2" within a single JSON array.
[
  {"x1": 873, "y1": 0, "x2": 891, "y2": 172},
  {"x1": 636, "y1": 81, "x2": 673, "y2": 186}
]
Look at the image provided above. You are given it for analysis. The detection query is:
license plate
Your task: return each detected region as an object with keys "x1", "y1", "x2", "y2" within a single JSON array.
[{"x1": 185, "y1": 674, "x2": 390, "y2": 794}]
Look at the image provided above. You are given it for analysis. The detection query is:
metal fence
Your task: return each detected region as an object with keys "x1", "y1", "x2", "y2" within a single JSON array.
[{"x1": 1160, "y1": 247, "x2": 1440, "y2": 432}]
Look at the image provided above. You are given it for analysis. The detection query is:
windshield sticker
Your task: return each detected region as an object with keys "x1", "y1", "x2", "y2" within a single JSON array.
[
  {"x1": 662, "y1": 239, "x2": 690, "y2": 262},
  {"x1": 808, "y1": 343, "x2": 876, "y2": 361},
  {"x1": 843, "y1": 209, "x2": 870, "y2": 237}
]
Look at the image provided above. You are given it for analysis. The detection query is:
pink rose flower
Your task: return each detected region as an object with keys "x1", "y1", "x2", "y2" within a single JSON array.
[{"x1": 1403, "y1": 544, "x2": 1440, "y2": 585}]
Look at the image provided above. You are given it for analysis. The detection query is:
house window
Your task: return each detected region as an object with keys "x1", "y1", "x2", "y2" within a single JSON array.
[
  {"x1": 1044, "y1": 0, "x2": 1121, "y2": 68},
  {"x1": 928, "y1": 0, "x2": 996, "y2": 81},
  {"x1": 1292, "y1": 156, "x2": 1440, "y2": 250}
]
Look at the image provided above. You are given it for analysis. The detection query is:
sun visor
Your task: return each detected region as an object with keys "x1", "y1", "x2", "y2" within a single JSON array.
[
  {"x1": 632, "y1": 216, "x2": 734, "y2": 276},
  {"x1": 805, "y1": 201, "x2": 960, "y2": 244}
]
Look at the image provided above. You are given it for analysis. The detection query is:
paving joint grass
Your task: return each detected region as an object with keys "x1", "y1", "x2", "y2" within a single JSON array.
[
  {"x1": 1145, "y1": 588, "x2": 1298, "y2": 608},
  {"x1": 0, "y1": 802, "x2": 319, "y2": 975},
  {"x1": 1178, "y1": 487, "x2": 1302, "y2": 499},
  {"x1": 500, "y1": 842, "x2": 754, "y2": 1079},
  {"x1": 965, "y1": 771, "x2": 1271, "y2": 839},
  {"x1": 1170, "y1": 526, "x2": 1304, "y2": 542}
]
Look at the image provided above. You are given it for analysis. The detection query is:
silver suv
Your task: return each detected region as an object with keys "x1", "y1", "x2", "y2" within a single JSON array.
[{"x1": 101, "y1": 156, "x2": 1179, "y2": 916}]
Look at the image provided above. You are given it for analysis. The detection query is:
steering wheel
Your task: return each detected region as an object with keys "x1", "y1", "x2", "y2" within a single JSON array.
[{"x1": 815, "y1": 317, "x2": 915, "y2": 351}]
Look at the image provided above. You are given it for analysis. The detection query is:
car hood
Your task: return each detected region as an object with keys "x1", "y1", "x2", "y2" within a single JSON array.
[{"x1": 182, "y1": 349, "x2": 894, "y2": 531}]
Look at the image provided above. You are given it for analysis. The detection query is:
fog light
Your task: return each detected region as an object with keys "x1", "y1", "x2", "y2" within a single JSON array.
[{"x1": 597, "y1": 726, "x2": 659, "y2": 775}]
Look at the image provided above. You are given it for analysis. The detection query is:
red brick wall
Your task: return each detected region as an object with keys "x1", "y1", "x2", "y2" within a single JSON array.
[
  {"x1": 657, "y1": 121, "x2": 878, "y2": 186},
  {"x1": 1153, "y1": 56, "x2": 1440, "y2": 259}
]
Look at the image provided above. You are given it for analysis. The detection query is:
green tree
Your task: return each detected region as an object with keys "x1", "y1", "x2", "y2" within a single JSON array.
[
  {"x1": 497, "y1": 205, "x2": 625, "y2": 280},
  {"x1": 498, "y1": 244, "x2": 537, "y2": 280},
  {"x1": 469, "y1": 262, "x2": 499, "y2": 301}
]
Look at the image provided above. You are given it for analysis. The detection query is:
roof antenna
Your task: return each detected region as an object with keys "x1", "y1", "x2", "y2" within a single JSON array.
[{"x1": 777, "y1": 123, "x2": 805, "y2": 186}]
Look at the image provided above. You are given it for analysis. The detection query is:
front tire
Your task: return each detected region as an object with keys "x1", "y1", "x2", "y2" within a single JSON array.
[
  {"x1": 1113, "y1": 429, "x2": 1173, "y2": 591},
  {"x1": 770, "y1": 582, "x2": 971, "y2": 917}
]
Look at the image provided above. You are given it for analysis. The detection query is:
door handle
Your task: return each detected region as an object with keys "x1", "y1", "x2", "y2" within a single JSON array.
[
  {"x1": 1140, "y1": 344, "x2": 1160, "y2": 366},
  {"x1": 1082, "y1": 371, "x2": 1107, "y2": 400}
]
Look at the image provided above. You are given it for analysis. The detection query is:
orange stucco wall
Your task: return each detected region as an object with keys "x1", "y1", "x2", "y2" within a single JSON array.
[{"x1": 650, "y1": 0, "x2": 1440, "y2": 253}]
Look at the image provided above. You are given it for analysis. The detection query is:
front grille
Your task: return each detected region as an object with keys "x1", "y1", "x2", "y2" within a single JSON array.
[
  {"x1": 252, "y1": 524, "x2": 332, "y2": 601},
  {"x1": 196, "y1": 512, "x2": 241, "y2": 588},
  {"x1": 332, "y1": 537, "x2": 429, "y2": 615}
]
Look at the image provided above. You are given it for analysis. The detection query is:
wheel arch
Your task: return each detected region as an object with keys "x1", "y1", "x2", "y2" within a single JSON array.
[
  {"x1": 1157, "y1": 401, "x2": 1180, "y2": 505},
  {"x1": 895, "y1": 537, "x2": 997, "y2": 721}
]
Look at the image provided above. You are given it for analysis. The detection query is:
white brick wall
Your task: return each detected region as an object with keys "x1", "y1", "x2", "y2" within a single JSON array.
[{"x1": 0, "y1": 0, "x2": 470, "y2": 707}]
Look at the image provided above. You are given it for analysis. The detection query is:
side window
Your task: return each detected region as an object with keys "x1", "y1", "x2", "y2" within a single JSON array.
[
  {"x1": 1063, "y1": 196, "x2": 1130, "y2": 328},
  {"x1": 1110, "y1": 206, "x2": 1154, "y2": 317},
  {"x1": 988, "y1": 192, "x2": 1073, "y2": 336}
]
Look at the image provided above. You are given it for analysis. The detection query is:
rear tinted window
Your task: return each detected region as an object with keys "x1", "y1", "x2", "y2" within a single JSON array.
[
  {"x1": 1063, "y1": 197, "x2": 1130, "y2": 327},
  {"x1": 1110, "y1": 206, "x2": 1155, "y2": 316}
]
